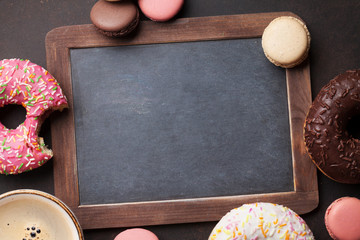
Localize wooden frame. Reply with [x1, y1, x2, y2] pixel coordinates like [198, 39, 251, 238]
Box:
[45, 12, 318, 230]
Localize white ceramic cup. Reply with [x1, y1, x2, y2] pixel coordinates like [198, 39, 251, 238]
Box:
[0, 189, 83, 240]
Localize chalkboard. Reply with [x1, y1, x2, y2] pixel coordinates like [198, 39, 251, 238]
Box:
[46, 12, 318, 229]
[71, 39, 293, 205]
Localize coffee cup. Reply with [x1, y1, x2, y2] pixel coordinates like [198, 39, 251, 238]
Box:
[0, 189, 83, 240]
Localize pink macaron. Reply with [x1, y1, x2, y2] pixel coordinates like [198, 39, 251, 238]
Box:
[114, 228, 159, 240]
[325, 197, 360, 240]
[138, 0, 184, 22]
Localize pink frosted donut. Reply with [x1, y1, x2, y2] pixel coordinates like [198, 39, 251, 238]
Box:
[0, 58, 68, 174]
[138, 0, 184, 22]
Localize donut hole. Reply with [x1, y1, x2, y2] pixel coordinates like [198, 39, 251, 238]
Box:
[0, 104, 27, 129]
[346, 114, 360, 140]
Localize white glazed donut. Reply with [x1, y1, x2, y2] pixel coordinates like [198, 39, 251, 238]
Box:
[209, 202, 314, 240]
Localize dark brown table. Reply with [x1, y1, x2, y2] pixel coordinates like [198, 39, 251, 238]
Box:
[1, 1, 360, 239]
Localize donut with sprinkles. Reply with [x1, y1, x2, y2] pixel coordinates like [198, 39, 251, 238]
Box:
[0, 58, 68, 174]
[208, 202, 314, 240]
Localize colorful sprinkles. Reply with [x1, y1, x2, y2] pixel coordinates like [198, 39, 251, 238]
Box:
[0, 58, 68, 174]
[209, 202, 314, 240]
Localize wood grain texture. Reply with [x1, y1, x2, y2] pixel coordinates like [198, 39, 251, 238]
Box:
[286, 60, 318, 193]
[46, 12, 318, 229]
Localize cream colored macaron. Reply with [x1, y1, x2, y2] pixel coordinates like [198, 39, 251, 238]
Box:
[262, 16, 310, 68]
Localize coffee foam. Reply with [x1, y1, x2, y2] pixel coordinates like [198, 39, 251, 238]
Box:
[0, 194, 80, 240]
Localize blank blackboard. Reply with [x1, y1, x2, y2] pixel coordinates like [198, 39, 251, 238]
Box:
[71, 39, 293, 205]
[46, 12, 318, 229]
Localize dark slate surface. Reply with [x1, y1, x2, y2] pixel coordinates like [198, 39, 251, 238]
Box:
[1, 1, 360, 239]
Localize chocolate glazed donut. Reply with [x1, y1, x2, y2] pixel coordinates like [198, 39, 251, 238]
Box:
[304, 70, 360, 184]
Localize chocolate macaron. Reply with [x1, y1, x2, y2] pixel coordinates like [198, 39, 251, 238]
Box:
[90, 0, 139, 37]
